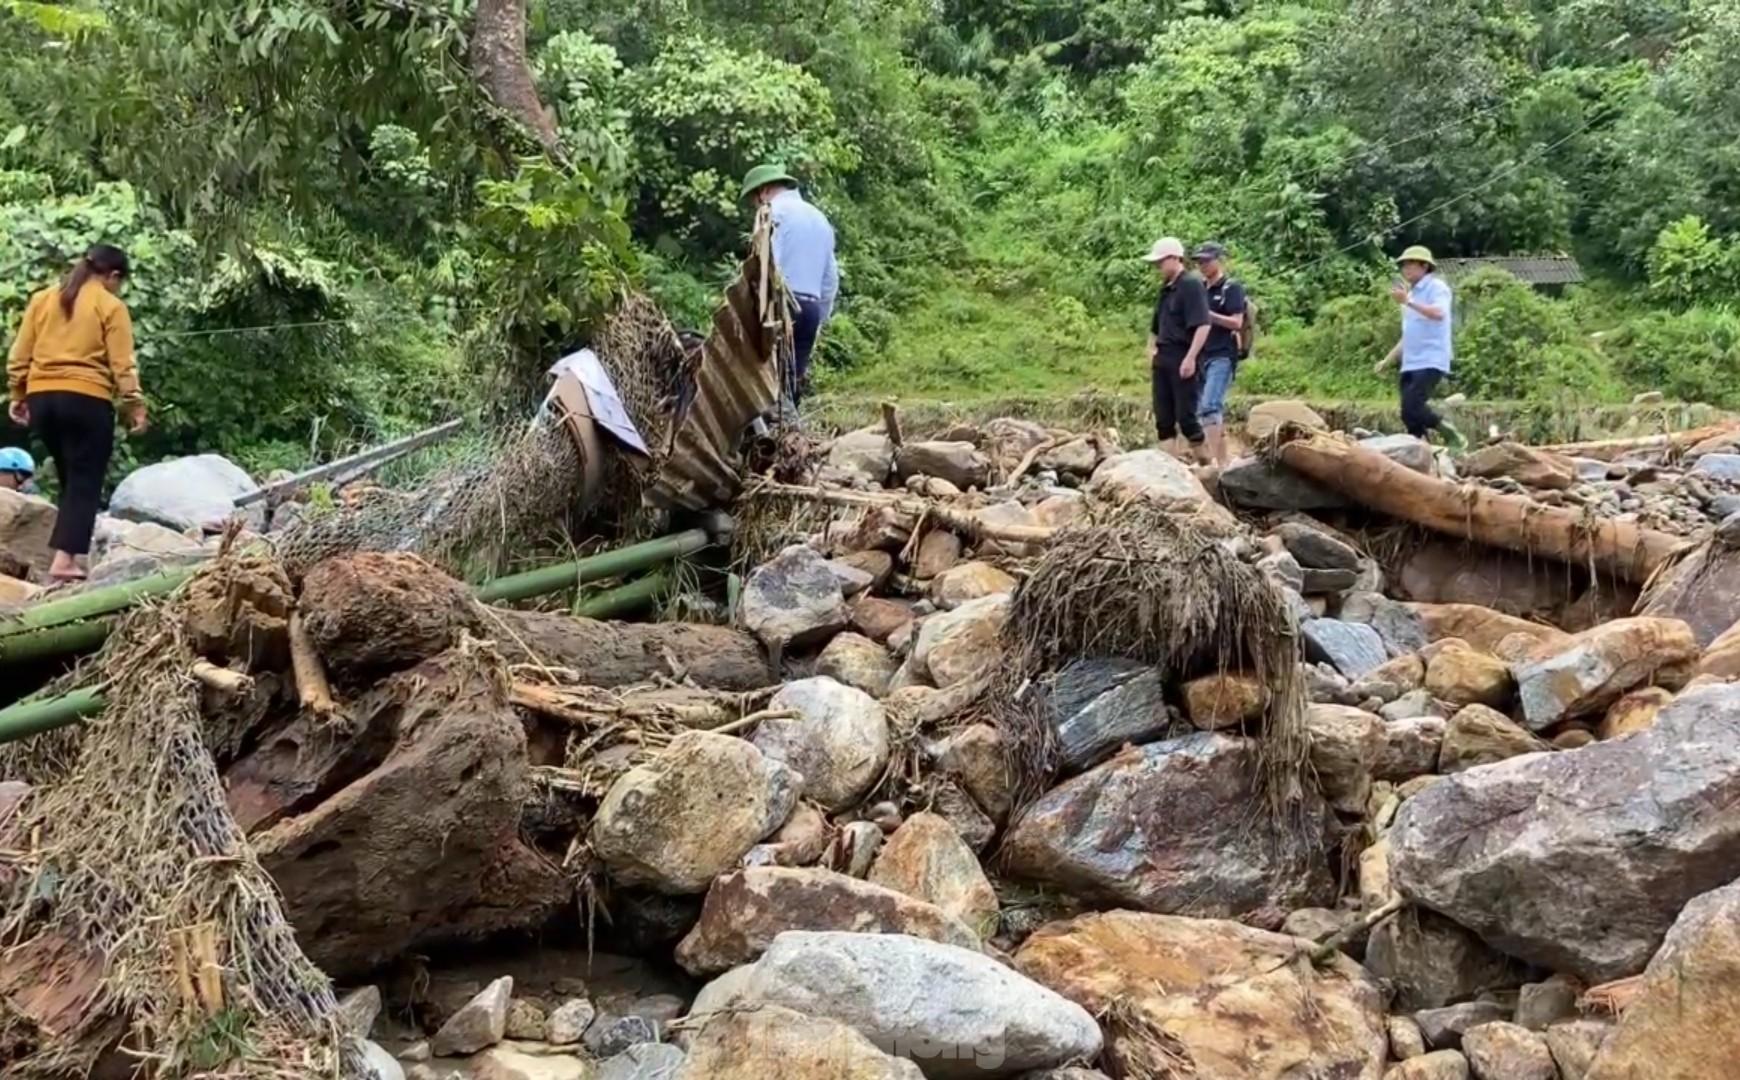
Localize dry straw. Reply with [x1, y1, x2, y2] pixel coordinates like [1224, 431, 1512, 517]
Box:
[0, 554, 358, 1077]
[983, 501, 1312, 822]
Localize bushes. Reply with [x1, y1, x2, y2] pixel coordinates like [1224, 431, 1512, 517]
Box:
[1605, 308, 1740, 407]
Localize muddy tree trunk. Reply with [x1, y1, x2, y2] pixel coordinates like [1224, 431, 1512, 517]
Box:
[1275, 431, 1687, 585]
[470, 0, 561, 155]
[490, 609, 775, 690]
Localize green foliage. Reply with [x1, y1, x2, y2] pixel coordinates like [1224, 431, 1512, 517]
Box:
[1605, 307, 1740, 406]
[1648, 215, 1737, 310]
[623, 35, 859, 254]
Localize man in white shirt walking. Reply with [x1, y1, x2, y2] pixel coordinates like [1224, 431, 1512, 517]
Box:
[742, 164, 839, 406]
[1374, 244, 1465, 450]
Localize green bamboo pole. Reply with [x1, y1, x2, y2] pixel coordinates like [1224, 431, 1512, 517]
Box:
[0, 565, 197, 639]
[573, 571, 670, 620]
[474, 529, 709, 604]
[0, 620, 113, 667]
[0, 687, 106, 743]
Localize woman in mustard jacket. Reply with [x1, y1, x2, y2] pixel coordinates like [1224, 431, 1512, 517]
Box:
[6, 244, 149, 581]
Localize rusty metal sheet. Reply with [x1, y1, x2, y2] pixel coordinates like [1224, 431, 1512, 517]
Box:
[646, 219, 788, 511]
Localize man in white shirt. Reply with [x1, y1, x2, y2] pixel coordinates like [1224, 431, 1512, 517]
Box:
[742, 164, 839, 405]
[1374, 244, 1465, 450]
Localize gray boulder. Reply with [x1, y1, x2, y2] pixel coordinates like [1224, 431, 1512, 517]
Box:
[896, 441, 991, 490]
[724, 931, 1101, 1078]
[1390, 683, 1740, 981]
[1365, 908, 1531, 1011]
[740, 545, 848, 653]
[1361, 433, 1436, 474]
[1003, 733, 1334, 917]
[598, 1044, 686, 1080]
[1302, 618, 1387, 677]
[109, 453, 257, 531]
[1219, 456, 1350, 512]
[1340, 590, 1429, 657]
[1047, 663, 1173, 773]
[1275, 521, 1360, 570]
[756, 677, 890, 810]
[1416, 1002, 1510, 1050]
[828, 427, 896, 485]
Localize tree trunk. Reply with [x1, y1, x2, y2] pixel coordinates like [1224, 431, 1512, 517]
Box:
[1537, 422, 1739, 462]
[1275, 431, 1686, 585]
[469, 0, 561, 156]
[490, 609, 774, 690]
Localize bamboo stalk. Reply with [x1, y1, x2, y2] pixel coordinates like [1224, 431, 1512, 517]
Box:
[574, 572, 670, 619]
[476, 531, 707, 604]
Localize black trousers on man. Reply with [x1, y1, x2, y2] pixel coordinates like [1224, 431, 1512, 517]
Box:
[787, 295, 826, 405]
[1152, 355, 1204, 444]
[1399, 369, 1445, 438]
[27, 390, 114, 556]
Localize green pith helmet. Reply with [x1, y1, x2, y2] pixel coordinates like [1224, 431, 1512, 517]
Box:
[1396, 244, 1436, 268]
[741, 163, 798, 200]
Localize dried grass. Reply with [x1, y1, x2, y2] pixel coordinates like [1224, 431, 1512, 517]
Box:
[0, 553, 358, 1078]
[981, 501, 1311, 822]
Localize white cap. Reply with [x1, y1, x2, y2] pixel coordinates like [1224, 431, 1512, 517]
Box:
[1142, 237, 1186, 263]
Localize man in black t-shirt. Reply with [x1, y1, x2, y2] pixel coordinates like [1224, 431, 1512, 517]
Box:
[1192, 241, 1248, 467]
[1142, 236, 1211, 458]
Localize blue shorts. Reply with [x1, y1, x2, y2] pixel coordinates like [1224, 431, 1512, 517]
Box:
[1197, 354, 1238, 425]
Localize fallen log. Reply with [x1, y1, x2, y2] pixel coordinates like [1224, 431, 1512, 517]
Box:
[488, 608, 773, 690]
[1536, 422, 1739, 462]
[1275, 430, 1687, 585]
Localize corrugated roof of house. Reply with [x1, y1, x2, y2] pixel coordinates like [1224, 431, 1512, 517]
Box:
[1437, 255, 1585, 286]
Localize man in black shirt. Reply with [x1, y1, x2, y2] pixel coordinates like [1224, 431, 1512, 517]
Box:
[1193, 241, 1248, 467]
[1143, 236, 1212, 457]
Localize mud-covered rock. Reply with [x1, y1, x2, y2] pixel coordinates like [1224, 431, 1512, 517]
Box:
[869, 813, 999, 937]
[914, 593, 1009, 688]
[1003, 734, 1334, 917]
[725, 931, 1102, 1078]
[829, 427, 896, 485]
[1585, 877, 1740, 1080]
[183, 555, 294, 670]
[1462, 1022, 1556, 1080]
[675, 1004, 923, 1079]
[1089, 449, 1214, 513]
[817, 632, 898, 698]
[1246, 400, 1327, 440]
[931, 561, 1017, 609]
[592, 731, 800, 894]
[1181, 672, 1268, 730]
[1410, 603, 1570, 656]
[1016, 910, 1386, 1080]
[1438, 704, 1548, 773]
[1513, 616, 1697, 730]
[933, 724, 1010, 823]
[491, 610, 773, 690]
[756, 677, 890, 810]
[1460, 443, 1575, 490]
[1599, 685, 1671, 739]
[1391, 683, 1740, 981]
[741, 544, 848, 652]
[673, 867, 978, 975]
[1423, 640, 1514, 709]
[253, 655, 566, 978]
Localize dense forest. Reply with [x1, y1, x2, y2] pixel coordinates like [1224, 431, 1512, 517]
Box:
[2, 0, 1739, 474]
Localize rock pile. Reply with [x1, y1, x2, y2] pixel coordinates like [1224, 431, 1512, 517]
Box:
[12, 406, 1740, 1080]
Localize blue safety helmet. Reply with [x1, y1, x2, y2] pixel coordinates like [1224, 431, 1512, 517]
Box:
[0, 446, 34, 477]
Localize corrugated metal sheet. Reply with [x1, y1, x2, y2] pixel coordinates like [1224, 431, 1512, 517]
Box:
[1439, 255, 1584, 286]
[646, 218, 788, 510]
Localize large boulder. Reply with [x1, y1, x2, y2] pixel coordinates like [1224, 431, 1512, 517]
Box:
[673, 867, 977, 975]
[1638, 541, 1740, 648]
[1245, 400, 1327, 440]
[1016, 911, 1387, 1080]
[931, 562, 1017, 609]
[0, 487, 56, 579]
[1461, 1022, 1556, 1080]
[591, 731, 800, 894]
[1360, 433, 1435, 474]
[896, 441, 991, 490]
[828, 427, 896, 486]
[1048, 663, 1172, 772]
[1585, 878, 1740, 1080]
[756, 677, 891, 810]
[1459, 443, 1575, 490]
[299, 552, 477, 679]
[109, 453, 256, 531]
[1089, 449, 1214, 514]
[1364, 908, 1530, 1012]
[1275, 521, 1361, 570]
[741, 545, 848, 653]
[1438, 704, 1547, 773]
[676, 1004, 924, 1079]
[913, 593, 1009, 688]
[1410, 603, 1569, 657]
[1302, 618, 1387, 678]
[1219, 456, 1349, 512]
[252, 654, 568, 979]
[1390, 683, 1740, 981]
[1003, 734, 1334, 917]
[1396, 542, 1579, 620]
[868, 813, 999, 937]
[1423, 640, 1513, 710]
[720, 931, 1101, 1078]
[1512, 617, 1697, 730]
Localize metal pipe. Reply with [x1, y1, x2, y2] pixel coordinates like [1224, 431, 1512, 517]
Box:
[234, 419, 465, 506]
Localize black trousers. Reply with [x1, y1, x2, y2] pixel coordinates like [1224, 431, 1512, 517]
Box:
[1152, 354, 1204, 444]
[1399, 369, 1445, 438]
[27, 391, 114, 556]
[788, 296, 826, 405]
